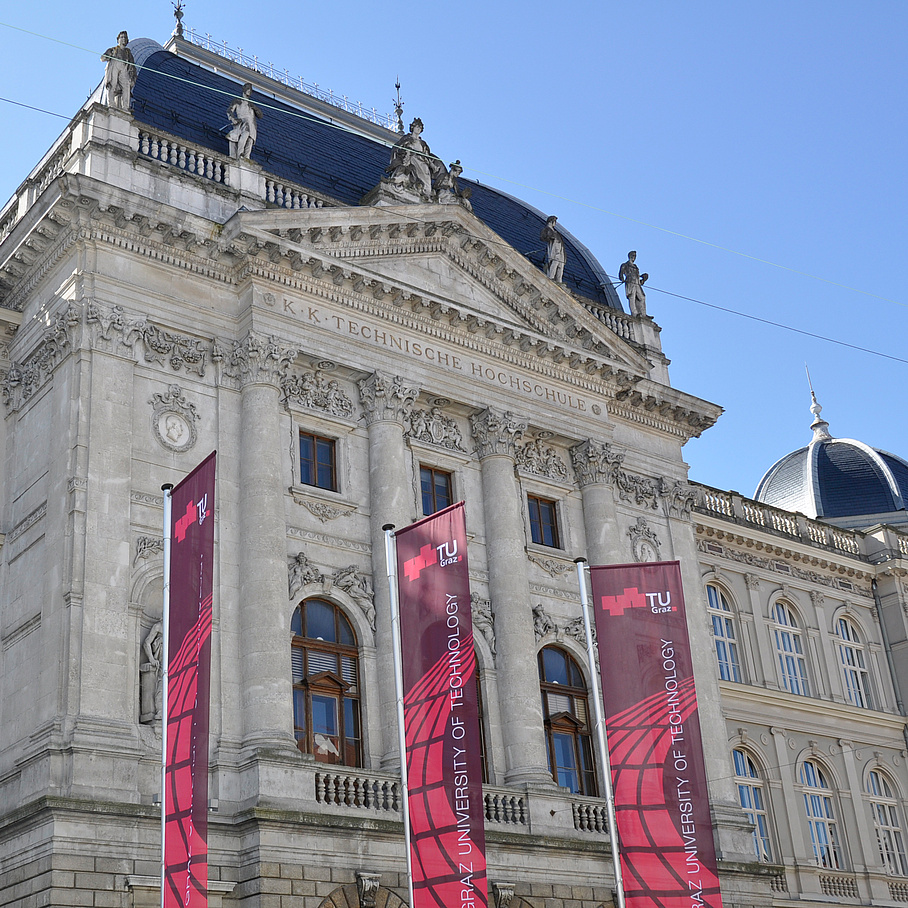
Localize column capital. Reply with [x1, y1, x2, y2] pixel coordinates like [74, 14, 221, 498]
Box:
[223, 331, 298, 388]
[357, 371, 419, 425]
[569, 438, 624, 487]
[470, 408, 526, 459]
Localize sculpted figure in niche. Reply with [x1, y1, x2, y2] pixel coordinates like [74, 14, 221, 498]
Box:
[101, 31, 136, 111]
[139, 620, 164, 724]
[619, 251, 649, 318]
[226, 83, 262, 159]
[540, 215, 566, 282]
[385, 118, 444, 199]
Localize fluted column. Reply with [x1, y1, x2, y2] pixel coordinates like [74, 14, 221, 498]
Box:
[359, 372, 420, 768]
[570, 439, 624, 565]
[231, 333, 299, 750]
[470, 408, 551, 785]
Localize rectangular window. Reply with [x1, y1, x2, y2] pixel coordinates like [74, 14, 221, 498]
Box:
[420, 465, 453, 515]
[300, 432, 336, 490]
[528, 494, 560, 547]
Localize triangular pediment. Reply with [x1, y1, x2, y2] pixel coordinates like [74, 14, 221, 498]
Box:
[225, 204, 652, 375]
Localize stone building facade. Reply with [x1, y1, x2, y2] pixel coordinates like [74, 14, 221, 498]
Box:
[1, 25, 907, 908]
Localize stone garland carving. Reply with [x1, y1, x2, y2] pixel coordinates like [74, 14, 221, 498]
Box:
[615, 470, 661, 510]
[470, 593, 496, 656]
[407, 406, 464, 451]
[358, 372, 419, 425]
[134, 535, 164, 565]
[528, 555, 574, 578]
[695, 538, 873, 598]
[661, 479, 699, 518]
[570, 439, 624, 487]
[298, 500, 353, 523]
[150, 384, 198, 453]
[2, 304, 81, 412]
[470, 408, 526, 459]
[282, 369, 353, 418]
[288, 553, 375, 632]
[628, 516, 661, 563]
[516, 435, 568, 481]
[222, 332, 298, 388]
[139, 619, 163, 724]
[128, 321, 208, 376]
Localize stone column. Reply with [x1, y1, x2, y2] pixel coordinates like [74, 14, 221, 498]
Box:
[570, 439, 624, 565]
[470, 408, 551, 785]
[358, 372, 419, 768]
[230, 333, 299, 751]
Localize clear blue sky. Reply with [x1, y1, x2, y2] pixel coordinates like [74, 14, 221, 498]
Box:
[1, 1, 905, 497]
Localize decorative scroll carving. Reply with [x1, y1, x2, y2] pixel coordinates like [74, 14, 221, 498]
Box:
[492, 882, 516, 908]
[663, 479, 699, 518]
[139, 620, 163, 724]
[134, 535, 164, 565]
[744, 573, 761, 590]
[471, 593, 496, 656]
[470, 408, 526, 459]
[223, 332, 298, 387]
[407, 406, 464, 451]
[358, 372, 419, 425]
[355, 872, 381, 908]
[615, 470, 660, 510]
[628, 516, 660, 562]
[282, 370, 354, 418]
[516, 435, 568, 481]
[150, 384, 198, 453]
[2, 305, 80, 412]
[570, 439, 624, 487]
[330, 566, 375, 632]
[128, 321, 208, 376]
[298, 500, 353, 523]
[87, 302, 130, 351]
[528, 555, 574, 578]
[810, 590, 826, 608]
[532, 604, 557, 641]
[289, 552, 324, 600]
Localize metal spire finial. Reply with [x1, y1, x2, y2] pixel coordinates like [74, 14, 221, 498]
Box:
[805, 365, 832, 442]
[393, 79, 405, 134]
[172, 0, 185, 38]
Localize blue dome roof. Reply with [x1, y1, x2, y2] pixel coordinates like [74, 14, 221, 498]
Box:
[754, 396, 908, 527]
[128, 39, 623, 311]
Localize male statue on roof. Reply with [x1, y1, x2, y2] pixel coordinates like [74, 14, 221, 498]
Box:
[385, 118, 445, 201]
[101, 31, 136, 111]
[226, 83, 262, 159]
[619, 250, 649, 318]
[541, 215, 566, 283]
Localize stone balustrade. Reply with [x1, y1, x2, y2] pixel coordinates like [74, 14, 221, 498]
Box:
[265, 179, 326, 210]
[571, 797, 609, 833]
[138, 130, 229, 185]
[582, 303, 636, 342]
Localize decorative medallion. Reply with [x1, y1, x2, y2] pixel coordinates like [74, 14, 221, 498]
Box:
[628, 516, 660, 562]
[150, 384, 198, 453]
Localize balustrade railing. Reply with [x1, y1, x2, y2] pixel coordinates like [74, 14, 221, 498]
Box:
[583, 304, 635, 342]
[266, 179, 325, 210]
[483, 789, 526, 825]
[891, 881, 908, 902]
[571, 799, 608, 833]
[700, 488, 735, 518]
[818, 873, 857, 898]
[315, 770, 400, 812]
[138, 130, 228, 185]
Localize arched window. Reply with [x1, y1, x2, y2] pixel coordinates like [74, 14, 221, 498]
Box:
[707, 585, 742, 682]
[538, 645, 597, 795]
[836, 617, 873, 709]
[291, 599, 361, 766]
[733, 749, 772, 861]
[772, 602, 810, 696]
[800, 760, 843, 869]
[475, 667, 489, 784]
[868, 769, 908, 875]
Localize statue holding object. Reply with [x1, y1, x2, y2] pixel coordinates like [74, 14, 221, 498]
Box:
[101, 31, 136, 111]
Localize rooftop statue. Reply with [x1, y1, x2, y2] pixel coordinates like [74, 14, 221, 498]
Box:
[226, 83, 262, 159]
[619, 250, 649, 318]
[540, 215, 566, 283]
[383, 118, 445, 201]
[101, 30, 136, 111]
[433, 159, 471, 209]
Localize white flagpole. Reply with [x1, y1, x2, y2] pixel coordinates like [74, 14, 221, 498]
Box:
[383, 524, 415, 908]
[160, 483, 174, 908]
[575, 558, 626, 908]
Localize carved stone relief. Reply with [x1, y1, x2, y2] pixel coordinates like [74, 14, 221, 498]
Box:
[134, 535, 164, 565]
[470, 408, 526, 459]
[628, 516, 661, 563]
[570, 439, 624, 487]
[150, 384, 198, 453]
[528, 555, 574, 578]
[289, 552, 323, 599]
[129, 321, 208, 376]
[222, 332, 298, 388]
[288, 553, 375, 632]
[516, 434, 568, 481]
[358, 372, 419, 425]
[407, 406, 464, 451]
[470, 593, 496, 656]
[282, 369, 354, 418]
[139, 619, 163, 724]
[355, 873, 381, 908]
[532, 604, 557, 641]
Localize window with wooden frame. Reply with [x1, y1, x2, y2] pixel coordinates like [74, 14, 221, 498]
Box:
[299, 431, 337, 491]
[291, 598, 361, 766]
[420, 465, 453, 515]
[528, 494, 561, 548]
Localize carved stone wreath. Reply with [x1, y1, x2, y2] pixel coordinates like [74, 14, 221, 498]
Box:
[628, 516, 660, 562]
[150, 384, 198, 453]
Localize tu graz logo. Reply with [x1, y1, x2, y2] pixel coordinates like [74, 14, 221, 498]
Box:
[403, 540, 460, 582]
[174, 493, 210, 544]
[600, 587, 675, 616]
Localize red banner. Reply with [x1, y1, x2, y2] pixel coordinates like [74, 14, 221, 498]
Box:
[589, 562, 722, 908]
[395, 502, 488, 908]
[165, 451, 216, 908]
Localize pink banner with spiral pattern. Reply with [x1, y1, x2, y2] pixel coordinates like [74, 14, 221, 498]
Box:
[165, 451, 216, 908]
[590, 561, 723, 908]
[395, 502, 488, 908]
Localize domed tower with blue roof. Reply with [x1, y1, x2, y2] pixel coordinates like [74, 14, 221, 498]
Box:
[755, 391, 908, 529]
